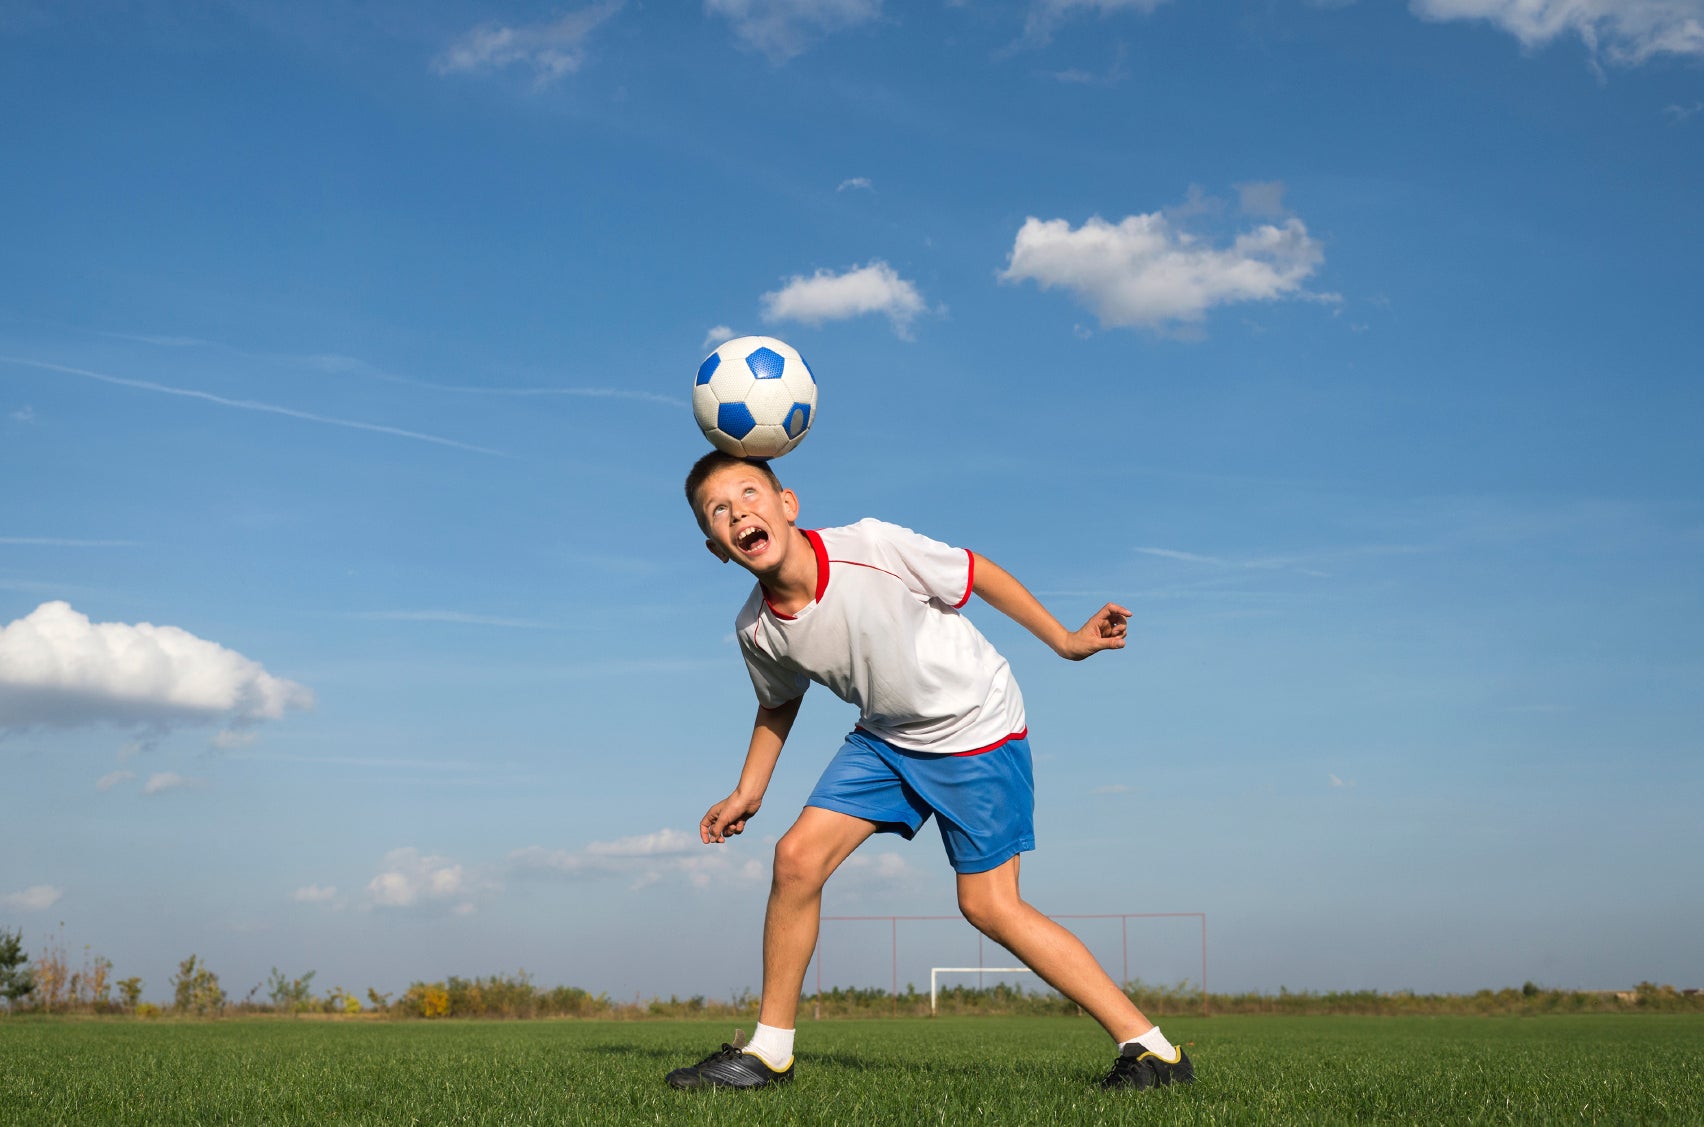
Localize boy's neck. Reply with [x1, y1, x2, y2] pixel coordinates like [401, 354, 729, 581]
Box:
[760, 528, 818, 617]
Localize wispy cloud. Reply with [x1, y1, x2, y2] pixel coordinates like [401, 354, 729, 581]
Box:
[1019, 0, 1171, 50]
[761, 260, 932, 338]
[1328, 773, 1356, 789]
[836, 176, 874, 192]
[1048, 40, 1129, 84]
[2, 885, 63, 911]
[509, 827, 916, 893]
[1665, 101, 1703, 122]
[95, 769, 137, 791]
[0, 356, 506, 455]
[0, 537, 140, 548]
[142, 772, 205, 795]
[292, 884, 339, 904]
[707, 0, 883, 62]
[1134, 546, 1329, 577]
[434, 1, 625, 87]
[512, 827, 766, 889]
[307, 353, 686, 409]
[1410, 0, 1704, 66]
[351, 610, 552, 629]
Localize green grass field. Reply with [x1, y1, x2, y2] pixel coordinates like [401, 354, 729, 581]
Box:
[3, 1014, 1701, 1125]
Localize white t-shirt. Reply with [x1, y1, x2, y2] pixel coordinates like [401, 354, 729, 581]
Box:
[735, 518, 1027, 755]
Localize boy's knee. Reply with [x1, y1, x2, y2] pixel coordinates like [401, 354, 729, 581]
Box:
[957, 886, 1016, 936]
[771, 833, 828, 891]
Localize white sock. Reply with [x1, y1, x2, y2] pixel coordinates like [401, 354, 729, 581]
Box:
[1121, 1026, 1177, 1059]
[743, 1022, 795, 1069]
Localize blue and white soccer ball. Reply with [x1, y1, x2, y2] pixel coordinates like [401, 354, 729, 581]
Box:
[693, 335, 817, 459]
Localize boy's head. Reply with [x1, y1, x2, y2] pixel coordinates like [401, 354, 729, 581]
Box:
[684, 451, 784, 532]
[685, 450, 799, 570]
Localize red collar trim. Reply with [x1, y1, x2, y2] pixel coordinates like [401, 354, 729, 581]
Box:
[761, 529, 829, 620]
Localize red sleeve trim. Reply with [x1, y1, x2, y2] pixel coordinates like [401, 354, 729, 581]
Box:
[954, 548, 975, 608]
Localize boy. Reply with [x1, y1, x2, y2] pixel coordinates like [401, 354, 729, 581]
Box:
[666, 451, 1193, 1093]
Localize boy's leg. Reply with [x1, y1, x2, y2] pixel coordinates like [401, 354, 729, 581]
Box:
[956, 856, 1193, 1090]
[667, 806, 876, 1090]
[955, 855, 1151, 1042]
[757, 805, 878, 1029]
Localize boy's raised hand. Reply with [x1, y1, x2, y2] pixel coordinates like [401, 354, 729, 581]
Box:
[1060, 602, 1132, 660]
[702, 790, 762, 844]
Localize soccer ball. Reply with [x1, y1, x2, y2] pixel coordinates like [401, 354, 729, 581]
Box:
[693, 335, 817, 459]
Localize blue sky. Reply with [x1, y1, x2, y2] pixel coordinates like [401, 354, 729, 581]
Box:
[3, 0, 1701, 1007]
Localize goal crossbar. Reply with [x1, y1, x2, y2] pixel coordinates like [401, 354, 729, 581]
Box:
[930, 967, 1032, 1015]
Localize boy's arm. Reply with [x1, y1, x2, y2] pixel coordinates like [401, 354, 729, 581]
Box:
[970, 552, 1131, 661]
[701, 695, 803, 844]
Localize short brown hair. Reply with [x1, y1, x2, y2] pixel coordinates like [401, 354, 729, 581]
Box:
[684, 451, 784, 529]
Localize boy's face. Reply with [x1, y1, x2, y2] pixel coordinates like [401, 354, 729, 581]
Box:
[695, 464, 800, 576]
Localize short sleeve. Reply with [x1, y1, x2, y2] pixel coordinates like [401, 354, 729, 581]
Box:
[856, 519, 975, 609]
[736, 610, 811, 709]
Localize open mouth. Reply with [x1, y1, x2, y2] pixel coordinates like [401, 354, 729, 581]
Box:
[735, 525, 770, 554]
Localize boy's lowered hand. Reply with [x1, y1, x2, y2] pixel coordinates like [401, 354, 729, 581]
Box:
[702, 789, 763, 844]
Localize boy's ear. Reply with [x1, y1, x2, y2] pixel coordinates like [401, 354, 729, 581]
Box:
[705, 538, 730, 563]
[782, 488, 799, 523]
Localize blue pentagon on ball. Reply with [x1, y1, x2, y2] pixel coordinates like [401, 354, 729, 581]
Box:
[717, 401, 758, 440]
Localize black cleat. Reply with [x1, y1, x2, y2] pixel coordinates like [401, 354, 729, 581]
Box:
[1101, 1044, 1195, 1091]
[666, 1040, 794, 1090]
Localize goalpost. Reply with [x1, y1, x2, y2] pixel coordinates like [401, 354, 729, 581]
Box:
[815, 912, 1209, 1018]
[930, 966, 1032, 1015]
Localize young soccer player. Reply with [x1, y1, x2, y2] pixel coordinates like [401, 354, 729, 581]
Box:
[666, 451, 1194, 1093]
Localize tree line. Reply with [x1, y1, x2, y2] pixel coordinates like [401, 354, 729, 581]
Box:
[4, 926, 1700, 1019]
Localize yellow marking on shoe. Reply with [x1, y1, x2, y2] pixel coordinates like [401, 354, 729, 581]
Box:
[745, 1050, 793, 1072]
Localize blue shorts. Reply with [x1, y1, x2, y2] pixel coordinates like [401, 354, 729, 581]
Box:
[805, 729, 1036, 874]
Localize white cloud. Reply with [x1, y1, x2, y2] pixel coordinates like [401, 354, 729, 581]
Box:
[707, 0, 882, 61]
[1665, 100, 1704, 121]
[141, 771, 204, 795]
[1329, 773, 1357, 789]
[702, 325, 738, 351]
[1000, 210, 1329, 333]
[761, 260, 930, 337]
[367, 847, 474, 910]
[836, 177, 873, 192]
[8, 406, 34, 424]
[0, 601, 314, 734]
[292, 884, 338, 904]
[95, 769, 136, 791]
[434, 1, 625, 86]
[2, 885, 63, 911]
[1410, 0, 1704, 65]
